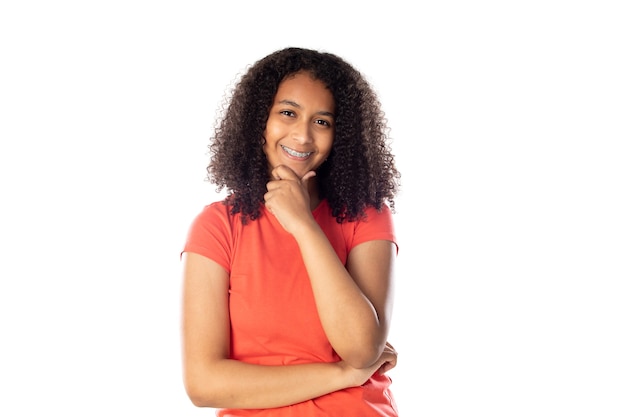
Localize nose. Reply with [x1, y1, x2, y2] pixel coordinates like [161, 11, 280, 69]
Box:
[290, 119, 313, 144]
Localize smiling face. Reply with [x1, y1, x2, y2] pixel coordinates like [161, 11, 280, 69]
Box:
[262, 71, 335, 179]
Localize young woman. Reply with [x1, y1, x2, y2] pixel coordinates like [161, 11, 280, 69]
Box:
[181, 47, 401, 416]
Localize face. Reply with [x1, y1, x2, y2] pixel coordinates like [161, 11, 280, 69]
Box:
[263, 71, 335, 179]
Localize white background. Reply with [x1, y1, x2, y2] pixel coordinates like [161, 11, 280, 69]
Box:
[1, 1, 625, 416]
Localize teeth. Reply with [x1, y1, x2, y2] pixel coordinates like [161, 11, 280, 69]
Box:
[281, 145, 312, 158]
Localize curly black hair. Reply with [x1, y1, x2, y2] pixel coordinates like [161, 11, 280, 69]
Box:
[207, 47, 400, 224]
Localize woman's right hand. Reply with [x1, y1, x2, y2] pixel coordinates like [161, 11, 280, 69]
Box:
[340, 342, 398, 387]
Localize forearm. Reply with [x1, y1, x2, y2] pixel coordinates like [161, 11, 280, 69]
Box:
[293, 223, 387, 367]
[185, 359, 351, 409]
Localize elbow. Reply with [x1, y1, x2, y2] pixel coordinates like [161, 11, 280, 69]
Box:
[332, 329, 389, 368]
[186, 386, 211, 408]
[187, 392, 210, 408]
[183, 358, 234, 408]
[340, 344, 384, 369]
[184, 377, 221, 408]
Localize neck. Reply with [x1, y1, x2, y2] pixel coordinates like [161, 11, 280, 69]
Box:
[307, 177, 321, 210]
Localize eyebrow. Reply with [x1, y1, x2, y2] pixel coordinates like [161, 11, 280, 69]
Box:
[278, 99, 335, 118]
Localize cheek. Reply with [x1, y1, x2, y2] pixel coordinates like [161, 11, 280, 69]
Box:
[263, 119, 282, 140]
[320, 134, 334, 155]
[261, 125, 274, 154]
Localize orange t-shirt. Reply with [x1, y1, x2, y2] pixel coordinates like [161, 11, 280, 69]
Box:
[183, 199, 399, 416]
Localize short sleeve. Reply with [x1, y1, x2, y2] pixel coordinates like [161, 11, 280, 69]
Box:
[182, 201, 233, 273]
[352, 204, 398, 254]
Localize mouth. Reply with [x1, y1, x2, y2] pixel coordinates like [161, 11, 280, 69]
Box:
[281, 145, 313, 159]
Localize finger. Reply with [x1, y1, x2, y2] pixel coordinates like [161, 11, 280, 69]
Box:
[378, 362, 390, 375]
[378, 360, 396, 375]
[385, 341, 397, 353]
[300, 170, 316, 185]
[266, 179, 281, 191]
[272, 165, 299, 181]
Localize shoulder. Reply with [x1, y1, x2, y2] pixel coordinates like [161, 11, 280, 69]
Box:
[183, 200, 239, 272]
[362, 203, 394, 226]
[186, 200, 239, 243]
[193, 200, 232, 223]
[350, 203, 397, 251]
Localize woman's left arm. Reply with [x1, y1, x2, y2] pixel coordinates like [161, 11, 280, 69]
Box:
[264, 165, 396, 369]
[295, 226, 396, 369]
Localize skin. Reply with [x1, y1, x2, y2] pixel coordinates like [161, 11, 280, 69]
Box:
[262, 71, 336, 209]
[181, 71, 398, 409]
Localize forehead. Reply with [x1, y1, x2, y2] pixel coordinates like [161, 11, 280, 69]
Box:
[275, 72, 335, 110]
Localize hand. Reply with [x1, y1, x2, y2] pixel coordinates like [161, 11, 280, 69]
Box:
[264, 165, 317, 234]
[340, 342, 398, 387]
[377, 342, 398, 375]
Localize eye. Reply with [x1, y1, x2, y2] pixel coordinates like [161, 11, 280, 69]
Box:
[280, 110, 295, 117]
[315, 119, 332, 127]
